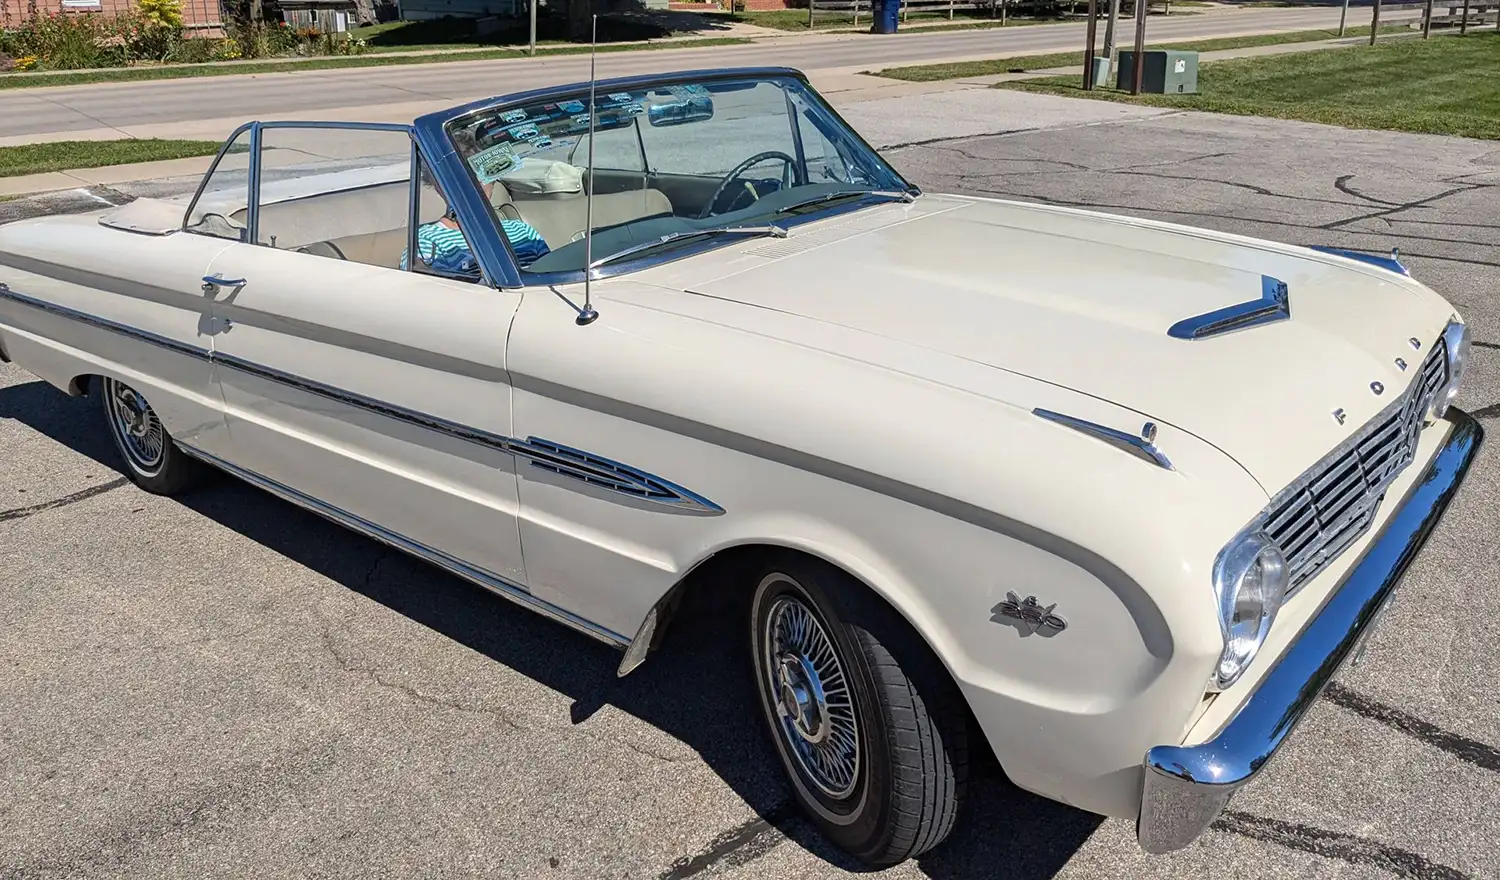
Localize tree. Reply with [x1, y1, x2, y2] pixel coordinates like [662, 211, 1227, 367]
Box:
[566, 0, 593, 43]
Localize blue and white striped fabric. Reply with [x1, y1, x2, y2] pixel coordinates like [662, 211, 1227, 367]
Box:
[401, 218, 550, 274]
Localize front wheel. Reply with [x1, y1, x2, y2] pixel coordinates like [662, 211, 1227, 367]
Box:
[749, 555, 968, 866]
[101, 377, 205, 495]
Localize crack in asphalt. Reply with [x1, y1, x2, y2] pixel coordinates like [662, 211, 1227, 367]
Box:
[1319, 185, 1482, 232]
[909, 131, 1496, 271]
[920, 142, 1365, 210]
[1213, 811, 1472, 880]
[1330, 228, 1500, 249]
[881, 127, 1040, 151]
[1109, 150, 1240, 173]
[656, 802, 797, 880]
[1385, 251, 1500, 271]
[318, 622, 524, 731]
[1383, 218, 1500, 231]
[1324, 683, 1500, 774]
[621, 738, 684, 765]
[919, 141, 1093, 171]
[1112, 168, 1354, 204]
[657, 798, 1476, 880]
[0, 477, 129, 523]
[1334, 174, 1403, 207]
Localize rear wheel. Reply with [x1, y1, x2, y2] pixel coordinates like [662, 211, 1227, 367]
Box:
[748, 554, 968, 866]
[101, 377, 205, 495]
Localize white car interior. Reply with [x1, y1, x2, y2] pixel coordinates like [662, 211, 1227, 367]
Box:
[173, 75, 908, 286]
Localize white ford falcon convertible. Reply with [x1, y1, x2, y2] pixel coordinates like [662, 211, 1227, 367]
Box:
[0, 67, 1481, 864]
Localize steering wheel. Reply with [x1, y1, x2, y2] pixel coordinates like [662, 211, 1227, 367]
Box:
[698, 150, 805, 219]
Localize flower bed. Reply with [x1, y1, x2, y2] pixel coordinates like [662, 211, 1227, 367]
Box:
[0, 0, 368, 72]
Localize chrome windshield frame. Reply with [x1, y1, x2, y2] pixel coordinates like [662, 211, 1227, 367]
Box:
[411, 67, 918, 290]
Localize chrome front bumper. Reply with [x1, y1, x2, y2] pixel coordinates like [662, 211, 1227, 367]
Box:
[1136, 410, 1483, 854]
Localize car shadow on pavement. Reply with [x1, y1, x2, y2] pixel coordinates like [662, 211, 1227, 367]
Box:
[0, 378, 1101, 878]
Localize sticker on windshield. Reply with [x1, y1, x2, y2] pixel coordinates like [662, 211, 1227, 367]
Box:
[559, 99, 586, 114]
[507, 122, 541, 141]
[499, 109, 528, 124]
[469, 142, 518, 183]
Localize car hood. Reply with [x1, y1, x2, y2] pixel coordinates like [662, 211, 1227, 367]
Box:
[643, 194, 1454, 494]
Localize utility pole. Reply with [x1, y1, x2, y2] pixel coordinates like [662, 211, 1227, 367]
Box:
[1422, 0, 1434, 36]
[1370, 0, 1381, 45]
[1103, 0, 1120, 67]
[1338, 0, 1349, 36]
[529, 0, 537, 55]
[1460, 0, 1469, 34]
[1130, 0, 1146, 95]
[1083, 0, 1099, 90]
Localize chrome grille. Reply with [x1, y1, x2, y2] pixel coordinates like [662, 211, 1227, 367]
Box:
[1263, 341, 1448, 590]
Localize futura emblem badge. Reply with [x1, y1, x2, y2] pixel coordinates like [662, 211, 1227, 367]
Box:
[992, 592, 1068, 636]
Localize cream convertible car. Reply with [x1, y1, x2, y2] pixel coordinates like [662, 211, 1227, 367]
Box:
[0, 68, 1481, 864]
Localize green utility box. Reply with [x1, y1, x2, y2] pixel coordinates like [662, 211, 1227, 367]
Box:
[1116, 50, 1199, 94]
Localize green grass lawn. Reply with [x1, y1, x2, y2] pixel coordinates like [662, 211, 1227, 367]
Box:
[0, 139, 224, 178]
[1000, 31, 1500, 139]
[870, 24, 1407, 79]
[0, 35, 752, 91]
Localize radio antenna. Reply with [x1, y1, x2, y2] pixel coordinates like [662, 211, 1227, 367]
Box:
[576, 13, 600, 326]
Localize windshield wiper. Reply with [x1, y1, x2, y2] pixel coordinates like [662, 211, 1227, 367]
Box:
[779, 189, 916, 214]
[588, 224, 787, 271]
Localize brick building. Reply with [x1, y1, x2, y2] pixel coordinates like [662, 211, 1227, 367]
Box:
[0, 0, 223, 31]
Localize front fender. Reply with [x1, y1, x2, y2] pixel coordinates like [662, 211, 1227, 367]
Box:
[511, 282, 1268, 817]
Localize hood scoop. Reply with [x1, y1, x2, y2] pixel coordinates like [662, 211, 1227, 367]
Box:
[1167, 275, 1290, 340]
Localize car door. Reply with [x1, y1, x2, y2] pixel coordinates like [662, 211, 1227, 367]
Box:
[0, 222, 236, 458]
[0, 130, 257, 460]
[198, 123, 530, 592]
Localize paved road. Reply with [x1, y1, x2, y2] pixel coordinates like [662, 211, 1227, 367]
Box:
[0, 5, 1415, 141]
[4, 92, 1499, 879]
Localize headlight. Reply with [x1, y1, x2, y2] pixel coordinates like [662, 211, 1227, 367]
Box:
[1431, 319, 1470, 420]
[1210, 531, 1288, 690]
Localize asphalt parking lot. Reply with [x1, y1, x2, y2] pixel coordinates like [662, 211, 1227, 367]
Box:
[3, 95, 1500, 880]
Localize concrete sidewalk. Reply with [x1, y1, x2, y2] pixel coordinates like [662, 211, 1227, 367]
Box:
[0, 28, 1418, 201]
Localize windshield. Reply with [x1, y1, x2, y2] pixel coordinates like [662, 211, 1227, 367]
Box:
[443, 74, 910, 280]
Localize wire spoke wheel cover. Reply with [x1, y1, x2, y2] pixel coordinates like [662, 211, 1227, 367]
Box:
[763, 591, 861, 800]
[103, 378, 166, 476]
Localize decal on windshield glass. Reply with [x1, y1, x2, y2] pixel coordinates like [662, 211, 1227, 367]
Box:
[469, 142, 517, 183]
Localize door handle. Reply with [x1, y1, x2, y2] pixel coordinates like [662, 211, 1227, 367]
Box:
[201, 275, 246, 293]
